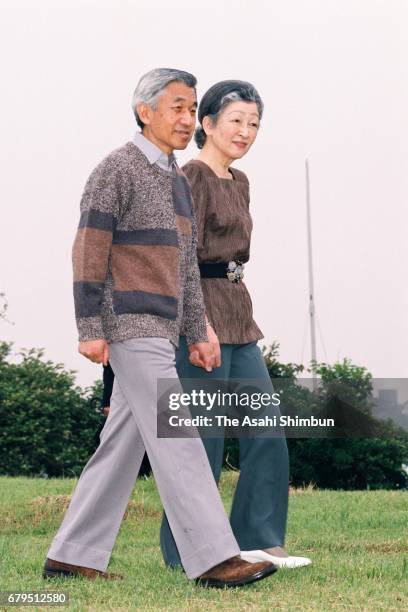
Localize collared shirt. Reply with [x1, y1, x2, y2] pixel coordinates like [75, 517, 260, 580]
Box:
[133, 132, 176, 172]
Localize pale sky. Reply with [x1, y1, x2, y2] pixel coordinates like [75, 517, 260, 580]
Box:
[1, 0, 407, 387]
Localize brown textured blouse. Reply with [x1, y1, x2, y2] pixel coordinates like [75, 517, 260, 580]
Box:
[182, 159, 263, 344]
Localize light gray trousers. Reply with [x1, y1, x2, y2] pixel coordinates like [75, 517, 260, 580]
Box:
[47, 338, 240, 579]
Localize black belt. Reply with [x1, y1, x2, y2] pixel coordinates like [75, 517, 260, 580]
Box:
[199, 261, 245, 283]
[199, 263, 229, 278]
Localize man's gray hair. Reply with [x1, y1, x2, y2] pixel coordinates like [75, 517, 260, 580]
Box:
[131, 68, 197, 129]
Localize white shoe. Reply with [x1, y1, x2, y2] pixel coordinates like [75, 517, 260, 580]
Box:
[241, 549, 312, 569]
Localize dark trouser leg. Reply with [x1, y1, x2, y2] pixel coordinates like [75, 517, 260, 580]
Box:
[160, 337, 232, 568]
[229, 342, 289, 550]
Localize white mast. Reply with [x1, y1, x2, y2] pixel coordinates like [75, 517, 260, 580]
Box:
[305, 159, 317, 390]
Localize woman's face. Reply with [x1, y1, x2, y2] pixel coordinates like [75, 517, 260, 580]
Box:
[203, 100, 260, 160]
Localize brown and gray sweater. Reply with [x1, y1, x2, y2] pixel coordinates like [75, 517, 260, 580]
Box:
[72, 142, 207, 347]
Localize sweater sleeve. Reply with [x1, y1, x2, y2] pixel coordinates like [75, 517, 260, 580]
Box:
[72, 155, 129, 341]
[179, 164, 208, 345]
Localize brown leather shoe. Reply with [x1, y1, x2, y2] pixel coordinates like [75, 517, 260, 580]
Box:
[43, 558, 123, 580]
[196, 555, 277, 588]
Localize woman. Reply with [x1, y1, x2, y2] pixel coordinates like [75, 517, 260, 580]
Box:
[160, 80, 311, 569]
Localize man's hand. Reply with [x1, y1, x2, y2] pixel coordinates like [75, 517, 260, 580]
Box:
[79, 339, 109, 365]
[188, 341, 217, 372]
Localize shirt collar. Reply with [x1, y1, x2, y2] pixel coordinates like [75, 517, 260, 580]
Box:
[133, 132, 176, 171]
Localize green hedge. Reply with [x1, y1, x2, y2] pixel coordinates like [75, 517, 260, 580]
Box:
[0, 342, 104, 477]
[1, 339, 407, 488]
[224, 346, 408, 490]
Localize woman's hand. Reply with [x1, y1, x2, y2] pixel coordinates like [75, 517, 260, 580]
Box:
[188, 342, 215, 372]
[188, 320, 222, 371]
[206, 324, 221, 368]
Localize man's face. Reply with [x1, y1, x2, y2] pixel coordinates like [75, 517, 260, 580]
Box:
[139, 81, 197, 154]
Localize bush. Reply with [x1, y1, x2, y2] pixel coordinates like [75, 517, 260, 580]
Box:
[287, 359, 408, 489]
[287, 438, 408, 489]
[0, 342, 104, 477]
[224, 346, 408, 490]
[1, 338, 407, 489]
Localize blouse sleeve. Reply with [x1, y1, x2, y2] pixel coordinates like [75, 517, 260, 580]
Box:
[182, 163, 208, 263]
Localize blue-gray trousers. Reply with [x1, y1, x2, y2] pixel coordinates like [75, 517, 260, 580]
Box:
[160, 338, 289, 566]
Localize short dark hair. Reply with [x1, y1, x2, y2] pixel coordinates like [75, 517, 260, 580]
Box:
[195, 80, 264, 148]
[131, 68, 197, 129]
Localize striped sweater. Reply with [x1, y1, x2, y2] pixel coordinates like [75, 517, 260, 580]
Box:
[72, 141, 207, 346]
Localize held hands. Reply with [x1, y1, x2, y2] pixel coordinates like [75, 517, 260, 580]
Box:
[188, 325, 221, 372]
[78, 339, 109, 366]
[206, 323, 221, 368]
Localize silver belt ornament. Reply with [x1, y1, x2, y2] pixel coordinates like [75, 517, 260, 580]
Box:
[227, 260, 244, 283]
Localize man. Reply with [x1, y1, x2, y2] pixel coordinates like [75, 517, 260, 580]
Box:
[43, 68, 277, 588]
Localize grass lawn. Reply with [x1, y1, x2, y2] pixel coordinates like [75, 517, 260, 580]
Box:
[0, 473, 407, 611]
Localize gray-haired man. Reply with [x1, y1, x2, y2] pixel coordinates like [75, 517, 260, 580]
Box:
[43, 68, 276, 587]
